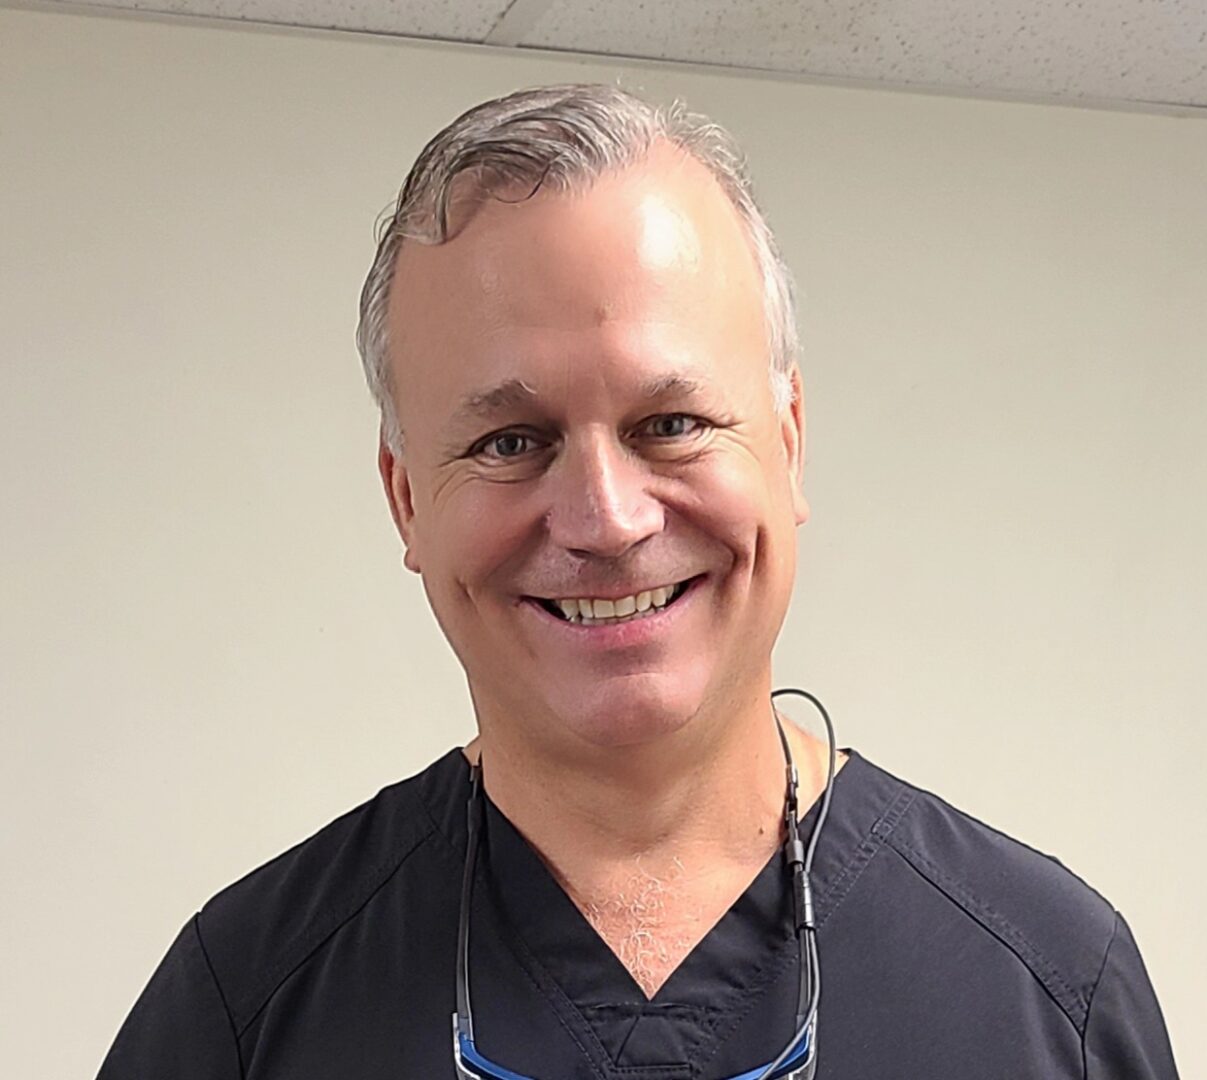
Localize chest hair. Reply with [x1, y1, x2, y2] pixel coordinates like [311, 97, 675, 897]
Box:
[564, 855, 739, 999]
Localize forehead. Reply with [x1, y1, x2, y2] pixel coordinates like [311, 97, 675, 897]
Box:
[385, 145, 767, 434]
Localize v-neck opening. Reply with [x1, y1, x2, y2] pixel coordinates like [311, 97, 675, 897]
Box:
[419, 747, 902, 1076]
[464, 751, 858, 1073]
[420, 752, 902, 1080]
[482, 790, 791, 1009]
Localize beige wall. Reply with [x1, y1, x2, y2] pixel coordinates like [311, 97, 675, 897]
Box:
[2, 4, 1203, 1075]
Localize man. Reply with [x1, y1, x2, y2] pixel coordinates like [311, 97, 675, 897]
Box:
[99, 83, 1179, 1079]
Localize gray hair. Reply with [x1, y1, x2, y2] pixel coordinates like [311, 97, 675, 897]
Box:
[355, 83, 800, 455]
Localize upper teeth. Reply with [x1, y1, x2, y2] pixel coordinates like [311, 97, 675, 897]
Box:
[555, 585, 678, 621]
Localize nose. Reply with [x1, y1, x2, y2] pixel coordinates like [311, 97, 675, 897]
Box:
[545, 432, 665, 558]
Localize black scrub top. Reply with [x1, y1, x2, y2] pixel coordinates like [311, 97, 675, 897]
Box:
[98, 748, 1180, 1079]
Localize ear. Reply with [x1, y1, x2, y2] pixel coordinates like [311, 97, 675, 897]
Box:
[377, 430, 423, 574]
[779, 365, 810, 527]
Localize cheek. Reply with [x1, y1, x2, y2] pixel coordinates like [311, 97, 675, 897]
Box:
[425, 483, 541, 598]
[689, 453, 779, 546]
[681, 453, 798, 599]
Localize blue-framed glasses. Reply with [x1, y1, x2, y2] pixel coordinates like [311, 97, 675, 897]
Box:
[452, 688, 836, 1080]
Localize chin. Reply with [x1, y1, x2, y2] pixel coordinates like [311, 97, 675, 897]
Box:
[543, 676, 706, 750]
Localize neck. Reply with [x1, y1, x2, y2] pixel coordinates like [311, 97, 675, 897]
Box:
[461, 688, 838, 998]
[462, 687, 836, 898]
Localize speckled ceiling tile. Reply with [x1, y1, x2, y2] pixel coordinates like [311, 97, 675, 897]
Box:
[73, 0, 512, 41]
[522, 0, 1207, 107]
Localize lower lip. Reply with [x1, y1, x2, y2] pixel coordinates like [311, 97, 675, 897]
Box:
[521, 578, 703, 649]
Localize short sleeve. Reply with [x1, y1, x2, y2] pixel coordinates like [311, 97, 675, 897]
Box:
[1083, 912, 1180, 1080]
[97, 916, 243, 1080]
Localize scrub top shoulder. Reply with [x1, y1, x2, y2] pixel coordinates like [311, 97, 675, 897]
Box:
[98, 747, 1180, 1080]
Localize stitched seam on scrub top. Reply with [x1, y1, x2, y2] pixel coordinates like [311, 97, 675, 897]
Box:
[230, 822, 438, 1035]
[193, 913, 247, 1080]
[1079, 910, 1121, 1078]
[499, 920, 615, 1080]
[696, 785, 916, 1074]
[885, 833, 1087, 1033]
[816, 786, 916, 929]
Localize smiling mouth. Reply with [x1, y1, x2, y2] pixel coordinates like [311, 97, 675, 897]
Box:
[533, 578, 697, 626]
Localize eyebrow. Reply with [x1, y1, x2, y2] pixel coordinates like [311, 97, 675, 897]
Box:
[451, 378, 540, 425]
[640, 373, 707, 400]
[450, 370, 712, 429]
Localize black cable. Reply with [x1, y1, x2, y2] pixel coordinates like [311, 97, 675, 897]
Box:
[455, 760, 484, 1040]
[754, 688, 837, 1080]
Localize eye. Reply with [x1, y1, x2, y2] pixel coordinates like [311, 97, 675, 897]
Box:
[470, 430, 545, 461]
[641, 413, 705, 439]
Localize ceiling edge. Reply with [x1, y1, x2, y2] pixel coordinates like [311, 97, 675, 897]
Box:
[5, 0, 1205, 121]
